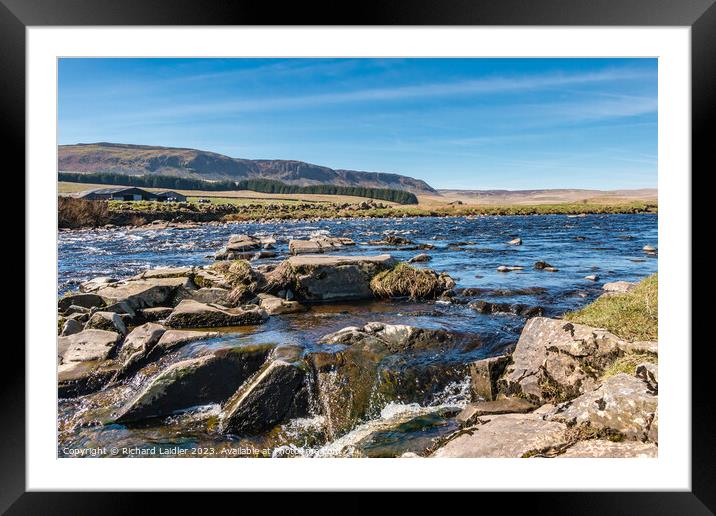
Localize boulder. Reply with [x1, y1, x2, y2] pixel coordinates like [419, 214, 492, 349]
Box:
[187, 287, 231, 305]
[642, 245, 657, 253]
[534, 260, 552, 270]
[431, 413, 569, 458]
[58, 329, 123, 364]
[85, 311, 128, 335]
[497, 265, 524, 272]
[584, 275, 600, 281]
[456, 397, 536, 426]
[254, 293, 307, 315]
[136, 306, 173, 323]
[467, 355, 511, 401]
[407, 253, 432, 263]
[603, 281, 636, 294]
[498, 318, 622, 404]
[219, 359, 309, 435]
[78, 276, 117, 293]
[115, 345, 274, 424]
[60, 318, 84, 337]
[131, 267, 194, 280]
[636, 362, 658, 394]
[95, 276, 195, 311]
[507, 237, 522, 245]
[164, 299, 268, 328]
[266, 254, 397, 302]
[58, 292, 104, 312]
[193, 269, 231, 289]
[115, 323, 166, 379]
[549, 372, 658, 441]
[558, 440, 657, 458]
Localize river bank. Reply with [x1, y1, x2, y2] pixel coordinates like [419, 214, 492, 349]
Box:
[58, 196, 658, 229]
[57, 214, 657, 457]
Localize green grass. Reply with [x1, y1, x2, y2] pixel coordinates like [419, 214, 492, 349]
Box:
[565, 274, 658, 341]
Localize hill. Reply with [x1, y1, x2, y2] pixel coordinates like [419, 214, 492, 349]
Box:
[58, 143, 436, 194]
[433, 188, 657, 206]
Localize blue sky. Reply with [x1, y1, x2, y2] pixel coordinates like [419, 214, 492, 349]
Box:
[58, 58, 657, 190]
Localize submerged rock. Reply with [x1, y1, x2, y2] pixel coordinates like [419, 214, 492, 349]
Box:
[431, 413, 569, 458]
[498, 318, 622, 404]
[115, 345, 273, 424]
[164, 299, 268, 328]
[219, 359, 309, 435]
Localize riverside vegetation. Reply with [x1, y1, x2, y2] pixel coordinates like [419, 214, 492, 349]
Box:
[57, 215, 658, 458]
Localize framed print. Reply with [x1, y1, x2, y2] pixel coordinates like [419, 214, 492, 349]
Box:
[4, 0, 713, 512]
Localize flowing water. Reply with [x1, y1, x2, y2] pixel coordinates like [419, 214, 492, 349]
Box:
[57, 214, 657, 457]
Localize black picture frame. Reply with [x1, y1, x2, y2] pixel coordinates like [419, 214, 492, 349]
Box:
[3, 0, 712, 512]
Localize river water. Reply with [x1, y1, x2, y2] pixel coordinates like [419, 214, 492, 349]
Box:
[58, 214, 657, 457]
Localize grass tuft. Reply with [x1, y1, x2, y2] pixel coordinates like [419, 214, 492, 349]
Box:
[565, 274, 657, 341]
[210, 260, 262, 305]
[602, 352, 657, 379]
[370, 263, 449, 299]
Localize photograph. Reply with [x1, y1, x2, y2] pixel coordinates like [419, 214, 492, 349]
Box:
[56, 57, 659, 459]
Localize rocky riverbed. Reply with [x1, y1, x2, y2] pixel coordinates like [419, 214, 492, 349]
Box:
[57, 214, 657, 457]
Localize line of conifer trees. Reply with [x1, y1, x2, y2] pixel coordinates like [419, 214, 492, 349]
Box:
[59, 172, 418, 204]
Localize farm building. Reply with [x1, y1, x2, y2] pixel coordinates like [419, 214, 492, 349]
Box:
[154, 190, 187, 202]
[76, 187, 158, 201]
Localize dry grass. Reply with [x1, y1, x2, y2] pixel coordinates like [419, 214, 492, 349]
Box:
[210, 260, 262, 305]
[370, 263, 446, 299]
[565, 274, 658, 341]
[602, 352, 658, 379]
[58, 196, 111, 228]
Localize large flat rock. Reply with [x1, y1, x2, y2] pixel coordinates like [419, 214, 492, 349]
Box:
[58, 329, 123, 364]
[431, 413, 570, 458]
[95, 277, 195, 310]
[164, 299, 268, 328]
[558, 440, 657, 458]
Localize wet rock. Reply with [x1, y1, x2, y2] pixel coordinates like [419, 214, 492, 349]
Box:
[469, 300, 544, 318]
[58, 329, 123, 364]
[115, 323, 166, 379]
[456, 397, 536, 426]
[543, 267, 559, 272]
[150, 329, 220, 357]
[550, 372, 657, 441]
[534, 260, 552, 270]
[558, 440, 657, 458]
[498, 318, 622, 404]
[131, 267, 194, 280]
[497, 265, 524, 272]
[60, 318, 83, 337]
[431, 413, 569, 458]
[219, 359, 308, 435]
[319, 322, 454, 353]
[468, 355, 510, 401]
[85, 311, 128, 335]
[95, 276, 195, 311]
[642, 245, 657, 254]
[254, 293, 307, 315]
[115, 345, 273, 424]
[288, 236, 355, 255]
[58, 360, 119, 398]
[266, 254, 397, 302]
[214, 235, 261, 260]
[507, 237, 522, 245]
[408, 253, 432, 263]
[367, 235, 413, 246]
[164, 299, 268, 328]
[584, 274, 600, 281]
[58, 292, 105, 312]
